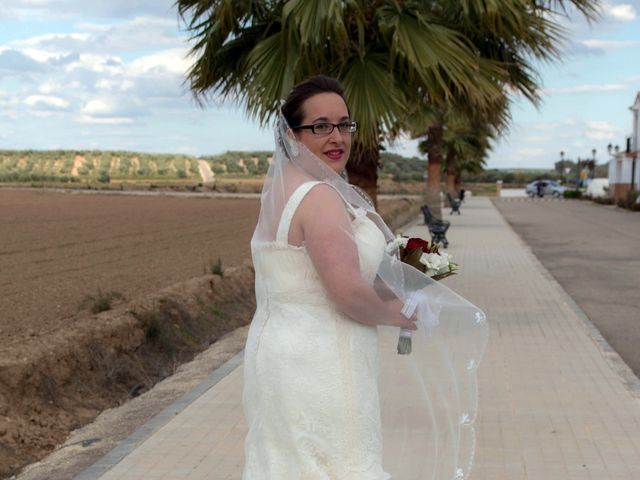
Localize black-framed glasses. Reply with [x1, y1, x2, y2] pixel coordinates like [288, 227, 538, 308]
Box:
[293, 121, 358, 136]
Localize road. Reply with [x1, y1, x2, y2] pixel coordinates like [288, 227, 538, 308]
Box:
[493, 197, 640, 378]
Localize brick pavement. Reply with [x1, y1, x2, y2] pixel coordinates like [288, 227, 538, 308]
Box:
[76, 196, 640, 480]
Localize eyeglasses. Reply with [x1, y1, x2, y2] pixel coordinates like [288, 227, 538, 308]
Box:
[293, 121, 358, 136]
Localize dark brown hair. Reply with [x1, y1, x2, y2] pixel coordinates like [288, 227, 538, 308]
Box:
[281, 75, 349, 128]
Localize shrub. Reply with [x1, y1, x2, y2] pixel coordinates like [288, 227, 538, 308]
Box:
[616, 189, 640, 211]
[98, 171, 111, 183]
[593, 196, 614, 205]
[207, 257, 224, 277]
[82, 289, 125, 314]
[563, 189, 582, 199]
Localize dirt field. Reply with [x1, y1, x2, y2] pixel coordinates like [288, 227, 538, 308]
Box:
[0, 188, 418, 478]
[0, 189, 260, 358]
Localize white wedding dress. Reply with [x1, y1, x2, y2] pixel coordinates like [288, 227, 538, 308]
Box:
[243, 181, 391, 479]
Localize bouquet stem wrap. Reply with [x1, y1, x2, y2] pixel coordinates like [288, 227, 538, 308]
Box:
[398, 291, 420, 354]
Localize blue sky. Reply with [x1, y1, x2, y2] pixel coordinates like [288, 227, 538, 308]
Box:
[1, 1, 639, 169]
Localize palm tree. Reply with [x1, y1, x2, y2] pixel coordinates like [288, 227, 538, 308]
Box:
[176, 0, 493, 207]
[418, 119, 493, 206]
[406, 0, 599, 216]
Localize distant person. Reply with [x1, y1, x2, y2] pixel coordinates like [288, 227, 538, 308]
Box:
[459, 188, 466, 202]
[536, 180, 543, 197]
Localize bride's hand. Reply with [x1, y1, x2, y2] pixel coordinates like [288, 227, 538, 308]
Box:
[385, 298, 418, 331]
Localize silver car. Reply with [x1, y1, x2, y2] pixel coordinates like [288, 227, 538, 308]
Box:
[526, 180, 567, 198]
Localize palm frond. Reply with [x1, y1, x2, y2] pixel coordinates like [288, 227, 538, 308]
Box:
[341, 53, 407, 147]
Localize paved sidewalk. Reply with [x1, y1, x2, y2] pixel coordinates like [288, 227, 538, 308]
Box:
[76, 197, 640, 480]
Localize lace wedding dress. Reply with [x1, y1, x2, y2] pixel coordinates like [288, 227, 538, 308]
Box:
[242, 181, 391, 479]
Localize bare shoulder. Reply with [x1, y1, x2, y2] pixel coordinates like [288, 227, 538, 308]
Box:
[299, 183, 344, 212]
[294, 182, 350, 231]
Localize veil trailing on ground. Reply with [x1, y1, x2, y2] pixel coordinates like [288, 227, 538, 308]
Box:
[251, 111, 489, 479]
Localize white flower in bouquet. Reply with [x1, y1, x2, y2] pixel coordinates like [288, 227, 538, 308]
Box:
[386, 234, 409, 254]
[420, 252, 452, 276]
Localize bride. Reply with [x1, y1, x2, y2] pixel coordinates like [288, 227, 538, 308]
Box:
[242, 75, 488, 479]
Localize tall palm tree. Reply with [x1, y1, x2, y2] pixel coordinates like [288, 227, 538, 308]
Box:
[176, 0, 493, 207]
[418, 120, 492, 205]
[406, 0, 599, 215]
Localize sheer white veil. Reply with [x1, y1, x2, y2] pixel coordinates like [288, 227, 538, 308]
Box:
[251, 109, 489, 479]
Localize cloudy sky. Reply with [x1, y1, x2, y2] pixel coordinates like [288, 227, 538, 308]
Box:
[1, 1, 639, 169]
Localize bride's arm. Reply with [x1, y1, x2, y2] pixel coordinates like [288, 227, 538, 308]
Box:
[297, 184, 416, 331]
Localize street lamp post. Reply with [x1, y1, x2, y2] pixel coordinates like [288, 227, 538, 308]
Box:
[607, 143, 621, 199]
[630, 94, 639, 192]
[560, 150, 565, 184]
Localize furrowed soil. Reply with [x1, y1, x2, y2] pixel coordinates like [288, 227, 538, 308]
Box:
[0, 188, 418, 478]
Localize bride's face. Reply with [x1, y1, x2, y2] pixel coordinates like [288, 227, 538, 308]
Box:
[294, 92, 352, 175]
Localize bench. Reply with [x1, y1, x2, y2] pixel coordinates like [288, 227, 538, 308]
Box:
[420, 205, 450, 247]
[446, 192, 461, 215]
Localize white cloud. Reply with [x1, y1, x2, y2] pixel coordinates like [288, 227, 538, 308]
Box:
[583, 120, 623, 141]
[24, 94, 69, 110]
[602, 3, 637, 22]
[130, 48, 192, 76]
[38, 82, 54, 93]
[532, 122, 562, 130]
[515, 147, 546, 156]
[580, 39, 640, 50]
[0, 48, 46, 73]
[82, 98, 115, 116]
[586, 120, 616, 131]
[78, 115, 134, 125]
[523, 135, 547, 142]
[95, 78, 134, 92]
[3, 0, 174, 20]
[10, 17, 182, 55]
[13, 32, 90, 51]
[79, 94, 148, 121]
[546, 84, 628, 94]
[64, 54, 125, 74]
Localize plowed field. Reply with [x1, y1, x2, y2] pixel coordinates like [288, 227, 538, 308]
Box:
[0, 190, 262, 361]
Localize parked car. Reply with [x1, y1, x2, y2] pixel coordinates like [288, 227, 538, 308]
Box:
[525, 180, 567, 198]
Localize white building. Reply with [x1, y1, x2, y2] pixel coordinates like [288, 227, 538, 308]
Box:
[609, 91, 640, 202]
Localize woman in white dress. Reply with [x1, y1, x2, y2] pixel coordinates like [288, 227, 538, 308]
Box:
[243, 76, 488, 479]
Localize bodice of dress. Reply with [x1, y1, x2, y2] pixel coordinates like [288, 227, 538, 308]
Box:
[251, 181, 387, 309]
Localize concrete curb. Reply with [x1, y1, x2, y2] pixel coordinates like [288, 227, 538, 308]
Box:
[73, 350, 245, 480]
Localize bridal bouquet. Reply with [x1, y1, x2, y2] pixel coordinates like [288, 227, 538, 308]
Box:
[388, 236, 458, 354]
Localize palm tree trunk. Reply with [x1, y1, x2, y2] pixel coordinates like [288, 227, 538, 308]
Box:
[445, 144, 457, 202]
[425, 125, 443, 217]
[454, 175, 462, 196]
[346, 141, 379, 209]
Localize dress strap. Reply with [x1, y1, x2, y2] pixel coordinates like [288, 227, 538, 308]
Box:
[275, 181, 358, 244]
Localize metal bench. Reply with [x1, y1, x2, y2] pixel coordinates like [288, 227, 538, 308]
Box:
[446, 192, 461, 215]
[420, 205, 450, 247]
